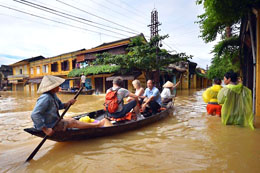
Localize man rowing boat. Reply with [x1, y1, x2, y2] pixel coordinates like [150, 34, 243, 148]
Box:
[31, 75, 105, 136]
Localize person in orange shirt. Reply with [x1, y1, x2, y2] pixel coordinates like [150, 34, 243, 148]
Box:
[202, 78, 222, 117]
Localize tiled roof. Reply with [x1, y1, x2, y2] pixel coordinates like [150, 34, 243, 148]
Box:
[77, 33, 146, 56]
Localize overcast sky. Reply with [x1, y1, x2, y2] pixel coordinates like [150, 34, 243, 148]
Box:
[0, 0, 217, 68]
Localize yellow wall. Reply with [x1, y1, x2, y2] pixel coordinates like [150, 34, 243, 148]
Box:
[203, 78, 209, 88]
[29, 50, 83, 79]
[69, 80, 74, 88]
[190, 74, 197, 89]
[256, 10, 260, 117]
[10, 63, 30, 91]
[12, 64, 29, 76]
[180, 72, 189, 89]
[128, 80, 134, 93]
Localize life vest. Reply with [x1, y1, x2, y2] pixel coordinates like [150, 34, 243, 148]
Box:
[108, 112, 135, 121]
[104, 88, 121, 113]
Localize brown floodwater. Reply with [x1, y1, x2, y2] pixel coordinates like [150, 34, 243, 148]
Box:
[0, 89, 260, 173]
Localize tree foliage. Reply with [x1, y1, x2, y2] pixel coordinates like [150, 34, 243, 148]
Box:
[212, 36, 240, 57]
[196, 0, 260, 79]
[94, 35, 191, 79]
[196, 0, 260, 42]
[207, 36, 240, 79]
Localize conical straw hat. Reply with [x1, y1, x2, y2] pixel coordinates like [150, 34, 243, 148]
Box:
[37, 75, 65, 94]
[163, 81, 174, 88]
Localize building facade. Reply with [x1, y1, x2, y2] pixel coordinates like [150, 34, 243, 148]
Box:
[8, 56, 45, 91]
[28, 49, 85, 92]
[75, 34, 146, 93]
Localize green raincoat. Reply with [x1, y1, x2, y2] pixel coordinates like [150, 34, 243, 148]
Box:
[217, 83, 254, 129]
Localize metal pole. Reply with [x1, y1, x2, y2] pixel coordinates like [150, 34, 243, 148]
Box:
[249, 13, 256, 121]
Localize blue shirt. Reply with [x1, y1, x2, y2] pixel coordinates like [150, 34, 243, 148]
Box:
[144, 87, 162, 105]
[31, 93, 65, 130]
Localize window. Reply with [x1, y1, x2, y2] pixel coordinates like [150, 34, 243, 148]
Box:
[15, 67, 19, 75]
[36, 66, 40, 74]
[42, 65, 48, 73]
[30, 67, 34, 75]
[61, 60, 69, 71]
[72, 59, 76, 69]
[23, 65, 27, 74]
[19, 68, 22, 74]
[51, 62, 58, 72]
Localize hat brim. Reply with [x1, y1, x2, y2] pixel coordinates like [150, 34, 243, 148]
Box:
[37, 75, 65, 94]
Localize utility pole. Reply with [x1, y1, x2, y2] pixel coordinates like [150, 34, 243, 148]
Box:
[148, 9, 161, 88]
[148, 9, 161, 42]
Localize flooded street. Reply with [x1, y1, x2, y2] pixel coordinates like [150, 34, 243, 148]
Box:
[0, 89, 260, 173]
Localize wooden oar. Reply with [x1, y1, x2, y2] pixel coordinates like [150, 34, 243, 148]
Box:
[25, 87, 84, 162]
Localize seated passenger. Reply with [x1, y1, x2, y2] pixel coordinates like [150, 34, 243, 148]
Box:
[140, 80, 162, 114]
[105, 77, 141, 119]
[126, 79, 144, 104]
[31, 75, 106, 136]
[161, 81, 180, 105]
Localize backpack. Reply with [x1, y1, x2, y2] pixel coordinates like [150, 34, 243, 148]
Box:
[104, 88, 121, 113]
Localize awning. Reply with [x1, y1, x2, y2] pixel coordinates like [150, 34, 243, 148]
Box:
[8, 80, 18, 84]
[28, 78, 42, 84]
[168, 64, 187, 72]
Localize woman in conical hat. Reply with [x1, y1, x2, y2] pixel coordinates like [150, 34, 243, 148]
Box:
[31, 75, 106, 136]
[161, 80, 180, 105]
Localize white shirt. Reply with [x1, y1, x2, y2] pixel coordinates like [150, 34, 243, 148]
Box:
[161, 88, 173, 99]
[81, 75, 86, 83]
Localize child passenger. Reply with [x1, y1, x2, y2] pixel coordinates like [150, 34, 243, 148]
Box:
[202, 78, 222, 117]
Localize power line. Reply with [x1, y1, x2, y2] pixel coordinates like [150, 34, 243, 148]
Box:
[162, 41, 177, 53]
[88, 0, 146, 28]
[0, 12, 65, 29]
[56, 0, 140, 34]
[68, 0, 144, 29]
[14, 0, 134, 37]
[34, 0, 139, 35]
[104, 0, 148, 26]
[0, 3, 124, 39]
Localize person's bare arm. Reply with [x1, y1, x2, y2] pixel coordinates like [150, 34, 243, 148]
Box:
[174, 81, 180, 88]
[64, 99, 77, 108]
[128, 92, 138, 100]
[141, 96, 154, 111]
[139, 95, 146, 99]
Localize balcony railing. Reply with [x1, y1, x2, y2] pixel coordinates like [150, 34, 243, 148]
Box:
[7, 74, 29, 79]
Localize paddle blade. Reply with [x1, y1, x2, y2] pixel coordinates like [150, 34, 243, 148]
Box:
[25, 136, 48, 162]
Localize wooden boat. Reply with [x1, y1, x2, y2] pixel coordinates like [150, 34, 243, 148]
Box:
[24, 102, 174, 142]
[59, 89, 95, 95]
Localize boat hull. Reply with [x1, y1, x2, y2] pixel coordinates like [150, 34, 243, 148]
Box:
[24, 102, 174, 142]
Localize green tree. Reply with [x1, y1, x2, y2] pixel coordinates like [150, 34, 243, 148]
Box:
[94, 35, 191, 80]
[196, 0, 260, 79]
[207, 36, 240, 79]
[196, 0, 259, 43]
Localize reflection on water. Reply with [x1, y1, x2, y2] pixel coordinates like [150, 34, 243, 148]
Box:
[0, 90, 260, 173]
